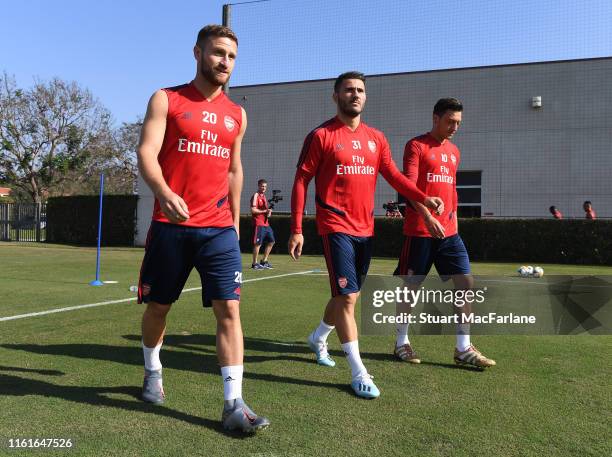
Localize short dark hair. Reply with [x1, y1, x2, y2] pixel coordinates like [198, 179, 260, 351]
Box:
[196, 24, 238, 49]
[584, 200, 592, 205]
[433, 98, 463, 117]
[549, 206, 557, 212]
[334, 71, 366, 93]
[258, 179, 267, 186]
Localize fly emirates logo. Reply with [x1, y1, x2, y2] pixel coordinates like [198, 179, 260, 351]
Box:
[427, 163, 454, 184]
[177, 128, 230, 159]
[336, 155, 375, 176]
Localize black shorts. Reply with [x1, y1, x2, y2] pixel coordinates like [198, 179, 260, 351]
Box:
[321, 233, 372, 296]
[394, 234, 471, 280]
[138, 222, 242, 306]
[253, 225, 275, 246]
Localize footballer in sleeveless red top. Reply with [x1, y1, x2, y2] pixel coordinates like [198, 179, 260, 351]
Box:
[152, 82, 242, 227]
[402, 133, 460, 238]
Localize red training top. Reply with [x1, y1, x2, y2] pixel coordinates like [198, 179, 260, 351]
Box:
[152, 82, 242, 227]
[586, 209, 596, 220]
[251, 192, 269, 226]
[291, 117, 427, 236]
[402, 133, 460, 238]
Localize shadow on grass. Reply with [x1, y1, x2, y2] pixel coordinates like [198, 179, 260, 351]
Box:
[122, 333, 312, 356]
[2, 335, 313, 374]
[0, 365, 64, 376]
[355, 352, 486, 371]
[1, 336, 352, 397]
[418, 360, 486, 372]
[0, 370, 239, 436]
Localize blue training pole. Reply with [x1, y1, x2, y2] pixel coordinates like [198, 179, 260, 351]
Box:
[90, 173, 104, 286]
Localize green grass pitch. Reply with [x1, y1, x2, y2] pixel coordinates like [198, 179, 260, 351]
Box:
[0, 243, 610, 456]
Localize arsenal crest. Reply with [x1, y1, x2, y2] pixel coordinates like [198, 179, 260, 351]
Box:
[224, 115, 236, 132]
[338, 277, 348, 288]
[141, 284, 151, 296]
[368, 140, 377, 153]
[451, 154, 457, 165]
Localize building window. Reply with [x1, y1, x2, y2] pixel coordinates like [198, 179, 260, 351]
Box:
[457, 171, 481, 218]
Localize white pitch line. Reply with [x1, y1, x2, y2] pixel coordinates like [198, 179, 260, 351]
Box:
[0, 270, 317, 322]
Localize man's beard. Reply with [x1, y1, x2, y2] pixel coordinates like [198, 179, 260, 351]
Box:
[200, 62, 228, 86]
[338, 99, 362, 117]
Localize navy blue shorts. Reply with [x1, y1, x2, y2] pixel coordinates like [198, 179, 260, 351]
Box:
[321, 233, 372, 296]
[138, 222, 242, 307]
[253, 225, 275, 246]
[394, 234, 471, 280]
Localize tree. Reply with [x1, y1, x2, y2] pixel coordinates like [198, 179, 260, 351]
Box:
[105, 119, 141, 194]
[57, 119, 141, 196]
[0, 73, 114, 202]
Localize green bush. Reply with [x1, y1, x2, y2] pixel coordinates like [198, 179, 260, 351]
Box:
[0, 196, 16, 204]
[239, 214, 321, 255]
[240, 215, 612, 265]
[458, 218, 612, 265]
[46, 195, 137, 246]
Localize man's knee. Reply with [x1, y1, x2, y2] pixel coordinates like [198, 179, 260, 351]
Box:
[212, 299, 241, 321]
[334, 292, 359, 309]
[144, 301, 171, 319]
[453, 274, 473, 289]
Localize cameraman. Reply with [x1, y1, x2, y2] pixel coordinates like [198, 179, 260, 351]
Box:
[250, 179, 275, 269]
[384, 201, 403, 218]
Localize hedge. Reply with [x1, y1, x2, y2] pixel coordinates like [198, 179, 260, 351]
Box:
[44, 195, 611, 265]
[46, 195, 137, 246]
[240, 215, 612, 266]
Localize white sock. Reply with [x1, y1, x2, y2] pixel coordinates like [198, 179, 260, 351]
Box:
[341, 340, 367, 379]
[311, 320, 335, 344]
[221, 365, 243, 401]
[142, 341, 162, 371]
[456, 325, 471, 352]
[395, 323, 410, 347]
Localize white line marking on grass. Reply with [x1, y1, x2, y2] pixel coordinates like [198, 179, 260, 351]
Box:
[309, 273, 389, 276]
[259, 341, 296, 347]
[182, 269, 316, 292]
[0, 270, 317, 322]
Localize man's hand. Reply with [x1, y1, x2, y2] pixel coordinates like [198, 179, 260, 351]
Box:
[267, 209, 272, 217]
[158, 190, 190, 223]
[424, 215, 445, 239]
[424, 197, 444, 215]
[288, 233, 304, 260]
[234, 222, 240, 240]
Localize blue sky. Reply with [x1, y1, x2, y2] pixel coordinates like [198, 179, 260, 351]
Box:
[1, 0, 610, 125]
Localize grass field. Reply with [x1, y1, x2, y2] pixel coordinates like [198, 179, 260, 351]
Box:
[1, 243, 611, 457]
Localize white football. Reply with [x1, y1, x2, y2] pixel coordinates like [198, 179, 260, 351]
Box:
[518, 266, 530, 277]
[533, 266, 544, 278]
[525, 266, 534, 275]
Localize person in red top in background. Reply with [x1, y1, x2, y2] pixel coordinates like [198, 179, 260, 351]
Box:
[136, 24, 268, 433]
[392, 98, 496, 369]
[250, 179, 276, 269]
[288, 71, 443, 399]
[549, 206, 563, 219]
[583, 201, 597, 220]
